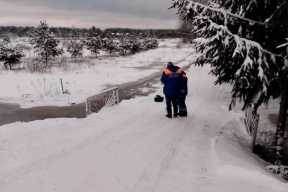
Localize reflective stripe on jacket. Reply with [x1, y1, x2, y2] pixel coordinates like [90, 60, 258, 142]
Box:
[161, 66, 182, 96]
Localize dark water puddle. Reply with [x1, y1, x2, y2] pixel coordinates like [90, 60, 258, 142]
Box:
[0, 62, 190, 126]
[0, 72, 163, 126]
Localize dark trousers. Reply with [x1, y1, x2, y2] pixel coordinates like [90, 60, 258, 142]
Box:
[165, 95, 178, 114]
[178, 95, 187, 115]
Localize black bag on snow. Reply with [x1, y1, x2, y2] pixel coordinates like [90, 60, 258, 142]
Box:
[154, 95, 164, 102]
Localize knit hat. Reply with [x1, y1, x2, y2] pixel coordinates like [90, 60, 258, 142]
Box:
[167, 62, 174, 67]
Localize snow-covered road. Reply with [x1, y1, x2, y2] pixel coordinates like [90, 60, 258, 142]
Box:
[0, 66, 287, 192]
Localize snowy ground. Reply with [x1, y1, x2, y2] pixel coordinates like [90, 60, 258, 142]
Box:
[0, 65, 287, 192]
[0, 39, 194, 108]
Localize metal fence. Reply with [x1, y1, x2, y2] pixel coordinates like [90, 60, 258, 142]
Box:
[86, 87, 119, 116]
[244, 107, 260, 152]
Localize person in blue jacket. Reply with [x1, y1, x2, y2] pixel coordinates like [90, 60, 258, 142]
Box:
[178, 71, 188, 117]
[161, 62, 183, 118]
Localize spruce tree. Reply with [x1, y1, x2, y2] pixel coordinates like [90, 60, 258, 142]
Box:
[102, 35, 117, 56]
[30, 21, 63, 67]
[0, 39, 24, 70]
[126, 34, 141, 54]
[66, 26, 84, 61]
[85, 26, 102, 58]
[171, 0, 287, 164]
[142, 37, 159, 50]
[118, 36, 130, 55]
[171, 0, 286, 111]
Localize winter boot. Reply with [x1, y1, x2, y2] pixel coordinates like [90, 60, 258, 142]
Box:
[166, 108, 172, 118]
[173, 107, 178, 117]
[179, 110, 187, 117]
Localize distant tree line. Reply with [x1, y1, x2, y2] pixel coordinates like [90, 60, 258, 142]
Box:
[0, 26, 182, 38]
[0, 21, 159, 71]
[104, 28, 182, 38]
[0, 26, 101, 38]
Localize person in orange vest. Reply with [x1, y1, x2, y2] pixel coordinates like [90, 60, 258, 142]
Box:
[161, 62, 183, 118]
[178, 71, 188, 117]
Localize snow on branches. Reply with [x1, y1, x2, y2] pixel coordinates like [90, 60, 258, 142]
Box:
[66, 38, 84, 60]
[0, 39, 24, 70]
[65, 26, 84, 61]
[267, 165, 288, 181]
[171, 0, 286, 110]
[30, 21, 63, 67]
[171, 0, 267, 26]
[85, 26, 102, 58]
[277, 38, 288, 69]
[102, 36, 118, 56]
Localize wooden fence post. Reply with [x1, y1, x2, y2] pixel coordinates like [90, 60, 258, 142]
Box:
[60, 78, 64, 94]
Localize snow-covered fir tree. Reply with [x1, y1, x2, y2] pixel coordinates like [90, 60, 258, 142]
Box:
[126, 34, 142, 54]
[30, 21, 63, 67]
[142, 37, 159, 50]
[170, 0, 287, 165]
[171, 0, 286, 110]
[0, 37, 24, 70]
[102, 35, 118, 56]
[118, 36, 130, 55]
[85, 26, 102, 58]
[66, 26, 84, 61]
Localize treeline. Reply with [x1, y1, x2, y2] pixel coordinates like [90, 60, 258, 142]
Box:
[0, 26, 182, 38]
[0, 26, 101, 38]
[0, 21, 159, 72]
[103, 28, 181, 38]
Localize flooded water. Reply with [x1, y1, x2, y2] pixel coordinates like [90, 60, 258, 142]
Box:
[0, 71, 161, 126]
[0, 64, 190, 126]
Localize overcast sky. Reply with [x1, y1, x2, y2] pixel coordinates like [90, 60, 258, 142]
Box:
[0, 0, 179, 29]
